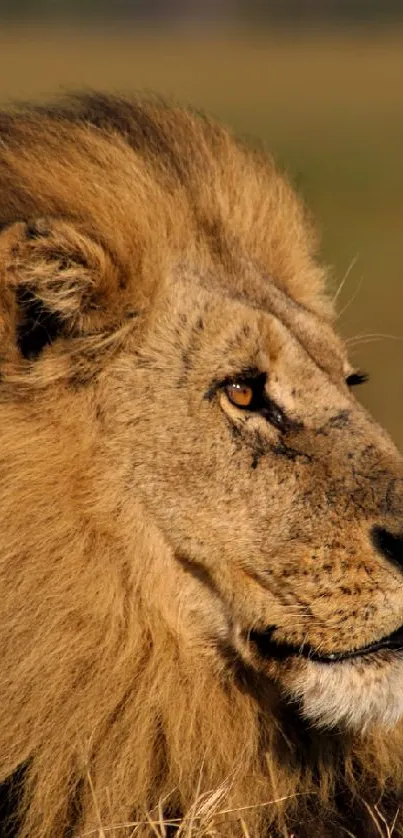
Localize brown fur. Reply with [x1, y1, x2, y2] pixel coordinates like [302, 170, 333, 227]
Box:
[0, 94, 403, 837]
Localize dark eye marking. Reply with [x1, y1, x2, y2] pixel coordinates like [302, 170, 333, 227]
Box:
[346, 371, 369, 387]
[259, 395, 292, 434]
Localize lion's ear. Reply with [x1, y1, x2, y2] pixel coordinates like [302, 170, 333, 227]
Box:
[0, 217, 123, 360]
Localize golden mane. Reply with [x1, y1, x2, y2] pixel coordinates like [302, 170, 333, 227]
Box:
[0, 94, 402, 838]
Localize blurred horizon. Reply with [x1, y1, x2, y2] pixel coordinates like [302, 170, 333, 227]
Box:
[0, 5, 402, 446]
[1, 0, 403, 25]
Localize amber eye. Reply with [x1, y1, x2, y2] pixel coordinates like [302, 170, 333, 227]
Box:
[225, 382, 255, 409]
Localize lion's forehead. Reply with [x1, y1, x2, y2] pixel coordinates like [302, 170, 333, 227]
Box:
[159, 273, 347, 397]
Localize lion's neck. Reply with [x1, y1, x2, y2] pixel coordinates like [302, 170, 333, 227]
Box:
[1, 499, 402, 837]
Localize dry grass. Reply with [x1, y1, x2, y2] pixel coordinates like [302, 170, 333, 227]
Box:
[0, 26, 402, 445]
[77, 804, 399, 838]
[79, 782, 305, 837]
[74, 784, 399, 837]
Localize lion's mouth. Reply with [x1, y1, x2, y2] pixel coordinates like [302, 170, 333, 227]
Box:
[249, 623, 403, 663]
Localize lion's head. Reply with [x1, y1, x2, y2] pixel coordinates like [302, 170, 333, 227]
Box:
[1, 94, 403, 837]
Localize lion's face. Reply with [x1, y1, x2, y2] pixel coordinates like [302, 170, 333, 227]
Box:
[106, 266, 403, 732]
[2, 94, 403, 746]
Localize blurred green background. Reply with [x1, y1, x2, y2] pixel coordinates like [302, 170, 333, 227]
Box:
[0, 2, 402, 445]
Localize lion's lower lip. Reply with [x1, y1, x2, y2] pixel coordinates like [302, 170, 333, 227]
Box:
[249, 623, 403, 663]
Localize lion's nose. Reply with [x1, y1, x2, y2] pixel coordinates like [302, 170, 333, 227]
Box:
[371, 526, 403, 572]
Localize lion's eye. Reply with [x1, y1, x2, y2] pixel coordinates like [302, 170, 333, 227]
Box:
[223, 373, 266, 411]
[219, 372, 292, 433]
[346, 371, 369, 387]
[225, 382, 255, 409]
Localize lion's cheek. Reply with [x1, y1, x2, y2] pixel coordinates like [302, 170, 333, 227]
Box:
[283, 655, 403, 731]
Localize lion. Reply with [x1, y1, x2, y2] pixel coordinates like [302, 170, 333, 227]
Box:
[0, 93, 403, 838]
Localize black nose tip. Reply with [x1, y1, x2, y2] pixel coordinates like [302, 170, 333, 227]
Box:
[371, 526, 403, 571]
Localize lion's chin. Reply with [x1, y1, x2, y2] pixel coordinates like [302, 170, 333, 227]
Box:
[287, 654, 403, 731]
